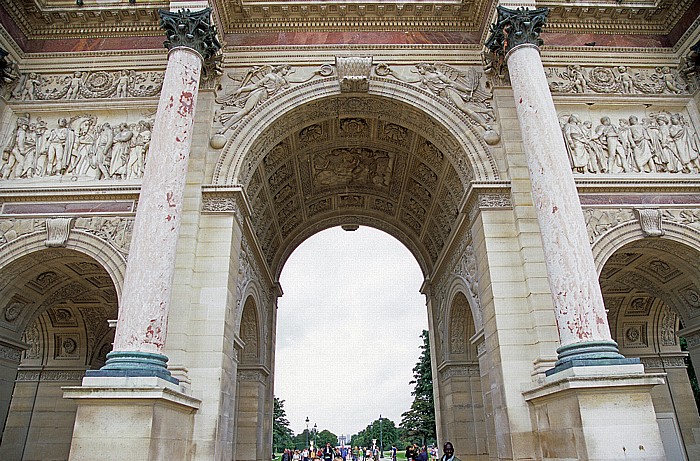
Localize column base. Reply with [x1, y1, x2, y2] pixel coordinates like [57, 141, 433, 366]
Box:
[85, 351, 178, 384]
[546, 340, 639, 376]
[63, 376, 200, 461]
[524, 365, 666, 460]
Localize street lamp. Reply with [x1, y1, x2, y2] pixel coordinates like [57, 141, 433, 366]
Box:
[313, 423, 318, 449]
[306, 417, 310, 449]
[379, 415, 383, 458]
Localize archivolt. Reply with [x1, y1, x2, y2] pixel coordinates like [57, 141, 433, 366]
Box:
[212, 76, 499, 186]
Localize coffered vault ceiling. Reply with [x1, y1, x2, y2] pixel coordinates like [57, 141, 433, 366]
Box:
[241, 95, 469, 275]
[1, 0, 697, 43]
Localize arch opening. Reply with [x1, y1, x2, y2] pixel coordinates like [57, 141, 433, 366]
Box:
[0, 248, 117, 460]
[600, 238, 700, 460]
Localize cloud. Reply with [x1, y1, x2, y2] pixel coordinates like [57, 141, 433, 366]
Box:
[275, 226, 428, 436]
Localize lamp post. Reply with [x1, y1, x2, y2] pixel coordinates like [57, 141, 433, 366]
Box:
[306, 417, 310, 449]
[379, 415, 383, 458]
[313, 423, 318, 449]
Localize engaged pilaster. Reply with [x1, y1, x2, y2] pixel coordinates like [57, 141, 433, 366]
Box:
[485, 6, 636, 374]
[86, 8, 220, 384]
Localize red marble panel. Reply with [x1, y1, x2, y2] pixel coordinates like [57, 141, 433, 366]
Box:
[224, 30, 481, 46]
[542, 32, 671, 49]
[1, 201, 135, 215]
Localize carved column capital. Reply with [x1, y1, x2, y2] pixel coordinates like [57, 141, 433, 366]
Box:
[158, 8, 221, 63]
[485, 6, 549, 58]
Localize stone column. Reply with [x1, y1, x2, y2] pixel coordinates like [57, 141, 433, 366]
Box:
[484, 6, 635, 373]
[87, 8, 220, 383]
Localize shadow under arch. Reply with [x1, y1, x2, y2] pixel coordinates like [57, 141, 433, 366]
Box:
[592, 220, 700, 276]
[212, 76, 500, 186]
[0, 230, 126, 305]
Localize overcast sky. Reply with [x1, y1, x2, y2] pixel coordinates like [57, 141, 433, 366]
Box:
[274, 226, 428, 438]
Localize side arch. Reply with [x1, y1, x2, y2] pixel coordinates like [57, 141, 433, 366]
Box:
[0, 230, 126, 304]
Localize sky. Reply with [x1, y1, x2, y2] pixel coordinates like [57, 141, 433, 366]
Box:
[274, 226, 428, 439]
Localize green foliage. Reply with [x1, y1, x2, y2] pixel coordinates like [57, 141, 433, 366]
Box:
[316, 429, 338, 447]
[273, 397, 295, 452]
[399, 330, 437, 446]
[350, 417, 398, 449]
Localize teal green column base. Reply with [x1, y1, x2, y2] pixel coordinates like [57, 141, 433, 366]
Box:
[546, 340, 640, 376]
[85, 351, 179, 384]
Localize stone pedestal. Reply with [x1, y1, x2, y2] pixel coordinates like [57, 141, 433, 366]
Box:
[523, 365, 666, 460]
[63, 377, 200, 461]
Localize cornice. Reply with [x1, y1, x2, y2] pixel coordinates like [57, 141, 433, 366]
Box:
[575, 176, 700, 195]
[0, 184, 141, 203]
[2, 0, 167, 40]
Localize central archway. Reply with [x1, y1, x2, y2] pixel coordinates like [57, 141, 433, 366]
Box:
[214, 80, 499, 461]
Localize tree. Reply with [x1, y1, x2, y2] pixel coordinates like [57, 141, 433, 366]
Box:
[399, 330, 437, 446]
[315, 429, 338, 447]
[273, 397, 295, 453]
[351, 417, 398, 450]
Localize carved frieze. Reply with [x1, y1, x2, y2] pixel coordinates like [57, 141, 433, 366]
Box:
[0, 343, 22, 362]
[547, 65, 695, 95]
[640, 356, 686, 369]
[439, 364, 480, 381]
[559, 111, 700, 175]
[10, 70, 164, 101]
[1, 114, 152, 181]
[16, 369, 84, 382]
[74, 217, 134, 257]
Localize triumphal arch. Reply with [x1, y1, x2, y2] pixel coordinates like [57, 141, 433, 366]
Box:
[0, 1, 700, 460]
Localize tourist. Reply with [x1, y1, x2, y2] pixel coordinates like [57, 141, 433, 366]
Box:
[439, 442, 459, 461]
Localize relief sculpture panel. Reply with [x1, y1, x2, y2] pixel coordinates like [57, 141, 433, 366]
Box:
[312, 148, 394, 190]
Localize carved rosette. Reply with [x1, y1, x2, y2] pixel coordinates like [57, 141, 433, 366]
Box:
[485, 6, 549, 57]
[159, 8, 221, 75]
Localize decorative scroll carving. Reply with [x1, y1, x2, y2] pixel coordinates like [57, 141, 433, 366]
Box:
[11, 70, 164, 101]
[336, 56, 372, 93]
[237, 370, 263, 382]
[45, 217, 74, 247]
[547, 65, 695, 95]
[440, 364, 479, 381]
[640, 356, 686, 369]
[16, 369, 84, 381]
[559, 112, 700, 174]
[376, 62, 499, 142]
[201, 196, 238, 213]
[1, 114, 152, 181]
[0, 343, 22, 362]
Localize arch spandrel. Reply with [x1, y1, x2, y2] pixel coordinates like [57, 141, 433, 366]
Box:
[212, 76, 499, 277]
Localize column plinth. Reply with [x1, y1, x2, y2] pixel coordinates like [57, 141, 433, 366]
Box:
[485, 7, 633, 374]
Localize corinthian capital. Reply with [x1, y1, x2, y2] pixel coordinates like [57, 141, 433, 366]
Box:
[158, 8, 221, 62]
[484, 6, 549, 57]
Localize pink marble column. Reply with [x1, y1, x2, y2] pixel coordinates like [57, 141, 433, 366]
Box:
[485, 6, 632, 373]
[89, 9, 220, 383]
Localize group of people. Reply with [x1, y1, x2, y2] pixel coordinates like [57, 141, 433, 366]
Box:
[280, 442, 458, 461]
[561, 112, 700, 175]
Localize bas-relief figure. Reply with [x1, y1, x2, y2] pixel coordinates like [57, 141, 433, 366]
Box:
[377, 62, 497, 132]
[560, 111, 700, 174]
[1, 114, 152, 181]
[215, 64, 324, 134]
[9, 69, 164, 101]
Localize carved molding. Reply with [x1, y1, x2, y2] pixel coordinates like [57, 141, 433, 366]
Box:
[16, 369, 85, 382]
[640, 356, 687, 369]
[439, 363, 480, 381]
[0, 343, 22, 362]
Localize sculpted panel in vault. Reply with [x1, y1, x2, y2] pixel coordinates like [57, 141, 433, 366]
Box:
[558, 109, 700, 175]
[1, 112, 153, 181]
